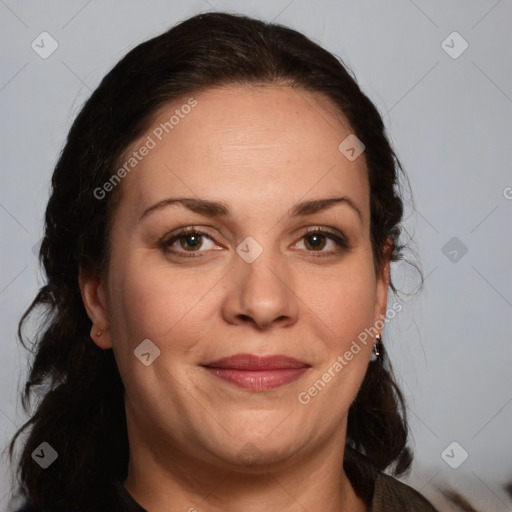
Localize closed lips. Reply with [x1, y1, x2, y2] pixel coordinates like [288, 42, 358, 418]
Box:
[202, 354, 310, 370]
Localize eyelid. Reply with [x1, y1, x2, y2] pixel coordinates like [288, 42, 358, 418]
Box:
[299, 226, 348, 244]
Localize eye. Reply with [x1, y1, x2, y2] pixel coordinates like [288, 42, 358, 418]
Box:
[162, 227, 220, 257]
[161, 226, 349, 258]
[294, 228, 348, 255]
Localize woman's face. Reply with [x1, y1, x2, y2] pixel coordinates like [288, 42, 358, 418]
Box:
[84, 85, 390, 471]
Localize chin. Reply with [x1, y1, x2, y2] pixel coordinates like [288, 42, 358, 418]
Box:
[224, 440, 302, 473]
[196, 427, 305, 473]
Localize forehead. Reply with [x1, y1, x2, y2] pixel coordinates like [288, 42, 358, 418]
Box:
[117, 84, 369, 222]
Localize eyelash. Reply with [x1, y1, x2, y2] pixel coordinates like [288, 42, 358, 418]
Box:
[160, 226, 349, 258]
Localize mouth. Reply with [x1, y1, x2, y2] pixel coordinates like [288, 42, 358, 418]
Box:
[201, 354, 310, 391]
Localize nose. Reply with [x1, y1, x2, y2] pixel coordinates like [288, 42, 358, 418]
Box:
[221, 248, 299, 330]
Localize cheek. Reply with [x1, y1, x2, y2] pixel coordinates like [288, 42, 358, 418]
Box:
[294, 262, 377, 408]
[106, 256, 210, 370]
[106, 259, 215, 421]
[298, 256, 378, 348]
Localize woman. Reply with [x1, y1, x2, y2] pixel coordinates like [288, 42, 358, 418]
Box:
[10, 12, 438, 511]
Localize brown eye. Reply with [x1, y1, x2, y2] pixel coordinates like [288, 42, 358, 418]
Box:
[162, 228, 219, 257]
[304, 232, 327, 251]
[179, 233, 203, 251]
[294, 229, 349, 255]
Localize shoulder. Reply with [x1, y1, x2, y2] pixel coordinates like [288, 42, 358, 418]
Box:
[372, 473, 438, 511]
[10, 481, 146, 512]
[344, 448, 438, 511]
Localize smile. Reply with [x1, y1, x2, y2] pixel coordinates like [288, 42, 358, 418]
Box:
[202, 354, 310, 391]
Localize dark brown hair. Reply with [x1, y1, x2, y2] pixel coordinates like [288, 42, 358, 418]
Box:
[10, 11, 414, 510]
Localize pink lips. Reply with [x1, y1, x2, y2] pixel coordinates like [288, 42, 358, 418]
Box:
[202, 354, 310, 391]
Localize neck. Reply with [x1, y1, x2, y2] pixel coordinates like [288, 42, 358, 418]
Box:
[124, 430, 367, 512]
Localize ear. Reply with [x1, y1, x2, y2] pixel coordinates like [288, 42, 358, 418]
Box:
[374, 237, 393, 325]
[78, 267, 112, 349]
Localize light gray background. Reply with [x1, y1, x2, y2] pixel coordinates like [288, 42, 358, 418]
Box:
[1, 1, 511, 510]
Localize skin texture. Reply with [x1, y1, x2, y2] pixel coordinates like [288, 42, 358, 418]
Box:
[80, 84, 391, 512]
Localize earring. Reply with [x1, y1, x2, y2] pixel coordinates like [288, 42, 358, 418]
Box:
[370, 333, 382, 362]
[96, 329, 102, 337]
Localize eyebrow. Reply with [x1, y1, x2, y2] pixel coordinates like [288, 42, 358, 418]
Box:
[138, 196, 362, 222]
